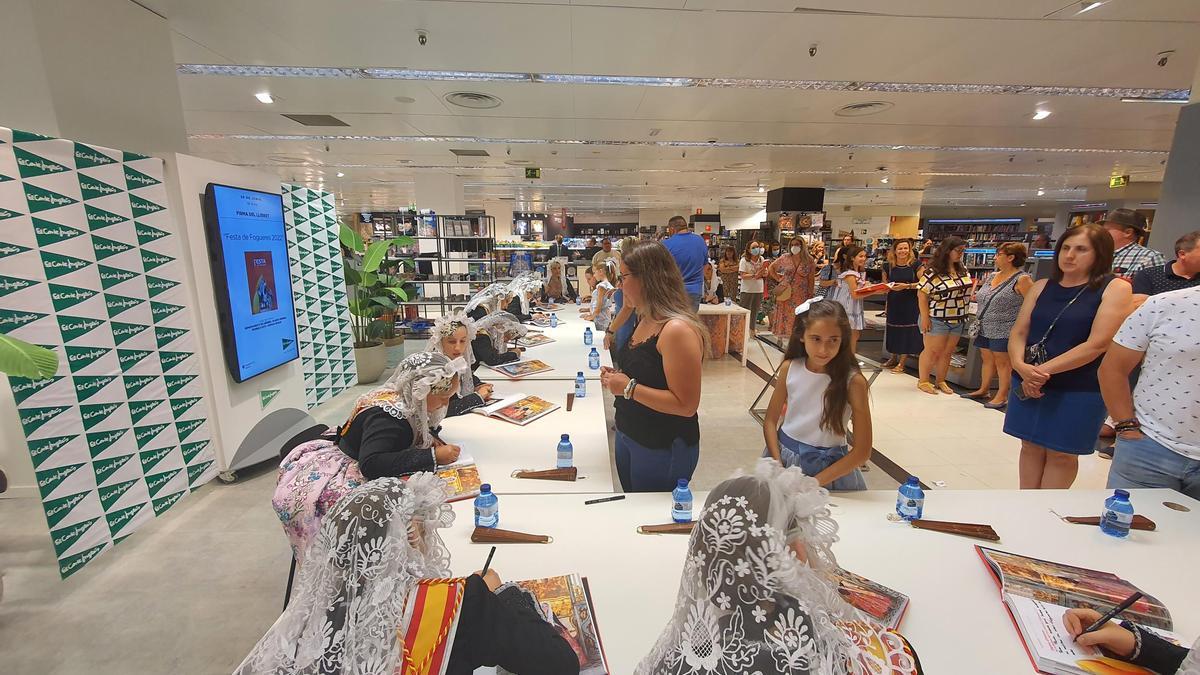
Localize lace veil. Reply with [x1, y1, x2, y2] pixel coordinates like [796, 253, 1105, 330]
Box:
[464, 283, 510, 315]
[636, 459, 919, 675]
[506, 272, 543, 314]
[359, 351, 467, 448]
[424, 311, 477, 398]
[235, 475, 455, 674]
[475, 311, 528, 352]
[1180, 636, 1200, 675]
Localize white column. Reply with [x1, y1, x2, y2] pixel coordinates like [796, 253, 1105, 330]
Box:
[414, 174, 465, 216]
[0, 0, 59, 136]
[1142, 55, 1200, 254]
[483, 200, 514, 240]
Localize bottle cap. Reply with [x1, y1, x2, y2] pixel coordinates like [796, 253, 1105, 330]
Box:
[1114, 489, 1130, 499]
[577, 371, 584, 376]
[561, 433, 570, 441]
[906, 476, 920, 485]
[677, 478, 689, 489]
[481, 483, 492, 493]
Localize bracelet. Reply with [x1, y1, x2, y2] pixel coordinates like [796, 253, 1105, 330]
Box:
[1120, 621, 1144, 661]
[1114, 420, 1141, 432]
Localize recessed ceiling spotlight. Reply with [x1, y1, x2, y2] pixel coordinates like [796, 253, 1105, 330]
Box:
[880, 177, 889, 184]
[444, 91, 502, 109]
[1076, 1, 1104, 14]
[725, 162, 755, 169]
[1032, 110, 1053, 120]
[336, 171, 345, 177]
[835, 101, 894, 117]
[255, 92, 275, 104]
[1037, 188, 1046, 196]
[394, 95, 416, 103]
[504, 159, 533, 166]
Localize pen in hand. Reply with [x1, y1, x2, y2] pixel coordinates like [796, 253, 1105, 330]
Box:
[1080, 591, 1144, 635]
[481, 545, 497, 576]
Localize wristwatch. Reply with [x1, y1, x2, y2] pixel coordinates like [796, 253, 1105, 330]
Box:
[623, 378, 638, 400]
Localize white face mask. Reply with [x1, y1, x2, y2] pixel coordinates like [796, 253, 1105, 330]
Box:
[790, 246, 803, 255]
[751, 247, 764, 256]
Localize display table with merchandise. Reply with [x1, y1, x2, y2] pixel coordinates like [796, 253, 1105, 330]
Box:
[478, 318, 613, 381]
[436, 379, 614, 494]
[444, 488, 1200, 675]
[698, 301, 751, 363]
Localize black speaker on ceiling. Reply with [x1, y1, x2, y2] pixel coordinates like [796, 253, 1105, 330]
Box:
[766, 187, 825, 213]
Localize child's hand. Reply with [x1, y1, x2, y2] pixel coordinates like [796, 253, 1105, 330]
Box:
[1062, 609, 1136, 658]
[475, 569, 502, 592]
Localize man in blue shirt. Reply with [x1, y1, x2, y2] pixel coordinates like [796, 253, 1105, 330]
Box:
[662, 215, 709, 311]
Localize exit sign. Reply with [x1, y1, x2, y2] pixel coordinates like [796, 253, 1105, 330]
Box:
[525, 167, 541, 179]
[1109, 175, 1130, 188]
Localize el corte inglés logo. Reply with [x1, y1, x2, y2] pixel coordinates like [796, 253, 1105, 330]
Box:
[159, 352, 190, 368]
[44, 256, 89, 272]
[125, 170, 157, 187]
[81, 403, 121, 423]
[80, 177, 119, 196]
[52, 288, 94, 303]
[38, 464, 79, 489]
[76, 147, 111, 165]
[76, 377, 111, 394]
[28, 192, 74, 207]
[1, 310, 43, 329]
[21, 407, 65, 427]
[135, 424, 167, 444]
[86, 208, 124, 226]
[61, 317, 103, 333]
[111, 322, 146, 340]
[106, 295, 141, 311]
[128, 399, 160, 418]
[35, 224, 80, 239]
[0, 277, 35, 293]
[143, 253, 171, 266]
[60, 545, 105, 576]
[68, 347, 108, 363]
[30, 436, 75, 462]
[100, 267, 137, 284]
[46, 493, 87, 521]
[146, 471, 176, 493]
[17, 155, 64, 173]
[146, 277, 175, 292]
[107, 505, 142, 530]
[1, 243, 27, 256]
[94, 239, 130, 255]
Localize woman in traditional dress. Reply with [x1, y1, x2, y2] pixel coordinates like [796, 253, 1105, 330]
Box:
[425, 310, 493, 416]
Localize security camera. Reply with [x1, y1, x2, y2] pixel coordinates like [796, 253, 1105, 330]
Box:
[809, 44, 818, 57]
[417, 29, 429, 46]
[1157, 50, 1174, 67]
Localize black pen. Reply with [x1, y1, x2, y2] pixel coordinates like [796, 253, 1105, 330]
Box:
[1081, 591, 1144, 635]
[481, 546, 497, 576]
[584, 495, 626, 505]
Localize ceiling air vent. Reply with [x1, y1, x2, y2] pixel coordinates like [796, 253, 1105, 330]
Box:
[834, 101, 895, 117]
[450, 149, 490, 157]
[282, 114, 350, 127]
[444, 92, 502, 109]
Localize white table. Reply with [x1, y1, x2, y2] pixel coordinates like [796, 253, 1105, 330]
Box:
[480, 318, 613, 381]
[438, 379, 614, 494]
[698, 302, 751, 364]
[442, 489, 1200, 675]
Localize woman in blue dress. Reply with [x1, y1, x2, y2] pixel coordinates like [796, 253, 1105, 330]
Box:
[881, 239, 923, 373]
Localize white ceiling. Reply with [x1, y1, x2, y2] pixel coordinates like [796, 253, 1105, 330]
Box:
[141, 0, 1200, 213]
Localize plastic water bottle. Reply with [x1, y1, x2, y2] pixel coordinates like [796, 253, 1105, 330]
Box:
[583, 327, 593, 345]
[588, 347, 600, 370]
[672, 479, 694, 523]
[550, 313, 558, 328]
[575, 371, 587, 398]
[1100, 489, 1134, 538]
[896, 476, 924, 521]
[557, 433, 574, 469]
[474, 484, 499, 528]
[724, 297, 732, 306]
[575, 295, 581, 305]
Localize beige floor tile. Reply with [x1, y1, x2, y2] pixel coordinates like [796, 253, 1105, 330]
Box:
[899, 464, 991, 490]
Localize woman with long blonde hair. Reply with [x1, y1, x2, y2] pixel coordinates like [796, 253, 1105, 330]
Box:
[601, 241, 709, 492]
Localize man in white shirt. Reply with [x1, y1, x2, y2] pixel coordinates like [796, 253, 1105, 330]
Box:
[1099, 285, 1200, 499]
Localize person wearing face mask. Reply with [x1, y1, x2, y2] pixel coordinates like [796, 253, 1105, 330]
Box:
[426, 311, 494, 415]
[739, 241, 769, 326]
[767, 236, 816, 338]
[241, 478, 581, 675]
[272, 352, 466, 565]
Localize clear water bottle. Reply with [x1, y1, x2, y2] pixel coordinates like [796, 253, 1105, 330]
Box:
[896, 476, 924, 521]
[588, 347, 600, 370]
[1100, 489, 1134, 538]
[575, 295, 581, 305]
[672, 479, 693, 523]
[474, 483, 499, 528]
[724, 297, 732, 306]
[583, 327, 593, 345]
[550, 313, 558, 328]
[575, 371, 587, 398]
[557, 433, 573, 469]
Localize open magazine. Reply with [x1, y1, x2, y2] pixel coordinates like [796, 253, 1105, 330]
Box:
[828, 567, 909, 630]
[515, 333, 555, 348]
[507, 573, 609, 675]
[976, 546, 1177, 675]
[485, 359, 554, 379]
[435, 451, 481, 502]
[473, 393, 560, 426]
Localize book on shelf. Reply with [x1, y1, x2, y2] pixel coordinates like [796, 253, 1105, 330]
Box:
[473, 393, 560, 426]
[485, 359, 554, 379]
[515, 333, 556, 348]
[433, 452, 481, 501]
[828, 567, 909, 630]
[976, 546, 1176, 675]
[506, 573, 610, 675]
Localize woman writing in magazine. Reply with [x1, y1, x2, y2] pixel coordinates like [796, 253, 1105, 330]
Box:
[1063, 609, 1197, 675]
[472, 312, 527, 369]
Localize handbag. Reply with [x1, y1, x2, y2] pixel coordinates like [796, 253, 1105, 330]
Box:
[1023, 284, 1088, 366]
[770, 259, 801, 302]
[968, 272, 1020, 339]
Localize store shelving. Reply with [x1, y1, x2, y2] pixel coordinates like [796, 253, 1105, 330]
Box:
[923, 218, 1050, 245]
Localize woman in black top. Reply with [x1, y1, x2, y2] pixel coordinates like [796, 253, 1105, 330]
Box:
[464, 282, 510, 321]
[601, 241, 709, 492]
[241, 478, 580, 675]
[425, 311, 493, 416]
[472, 311, 527, 369]
[1063, 608, 1197, 675]
[272, 351, 467, 562]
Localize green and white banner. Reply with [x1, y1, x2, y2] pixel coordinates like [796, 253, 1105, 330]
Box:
[282, 184, 356, 408]
[0, 127, 216, 578]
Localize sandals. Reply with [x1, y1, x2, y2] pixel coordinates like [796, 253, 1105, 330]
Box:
[891, 363, 906, 374]
[917, 381, 939, 395]
[936, 381, 954, 395]
[961, 391, 991, 400]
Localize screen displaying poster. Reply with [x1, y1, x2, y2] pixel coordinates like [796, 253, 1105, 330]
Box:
[202, 184, 299, 382]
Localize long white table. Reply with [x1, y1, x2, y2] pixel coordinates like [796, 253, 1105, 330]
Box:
[479, 317, 613, 381]
[442, 488, 1200, 675]
[437, 379, 614, 494]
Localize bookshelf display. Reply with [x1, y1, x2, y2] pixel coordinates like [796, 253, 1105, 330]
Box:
[923, 218, 1051, 245]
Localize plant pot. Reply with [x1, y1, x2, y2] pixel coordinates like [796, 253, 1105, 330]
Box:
[354, 341, 388, 384]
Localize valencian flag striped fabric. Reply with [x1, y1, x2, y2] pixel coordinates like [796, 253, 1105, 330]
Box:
[281, 184, 356, 409]
[0, 127, 216, 578]
[397, 578, 467, 675]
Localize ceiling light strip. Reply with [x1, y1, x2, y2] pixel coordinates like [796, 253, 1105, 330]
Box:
[192, 133, 1169, 156]
[176, 64, 1189, 100]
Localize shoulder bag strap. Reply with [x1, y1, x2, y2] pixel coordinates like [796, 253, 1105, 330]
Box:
[975, 272, 1021, 324]
[1032, 283, 1088, 348]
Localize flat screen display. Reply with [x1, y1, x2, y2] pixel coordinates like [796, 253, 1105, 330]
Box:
[201, 184, 299, 382]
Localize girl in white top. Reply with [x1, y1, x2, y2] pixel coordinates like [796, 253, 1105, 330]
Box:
[762, 299, 871, 490]
[581, 257, 618, 331]
[827, 244, 887, 354]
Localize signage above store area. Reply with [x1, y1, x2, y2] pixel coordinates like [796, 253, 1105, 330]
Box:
[1109, 174, 1131, 188]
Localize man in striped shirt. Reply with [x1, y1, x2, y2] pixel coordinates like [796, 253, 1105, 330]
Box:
[1103, 208, 1165, 280]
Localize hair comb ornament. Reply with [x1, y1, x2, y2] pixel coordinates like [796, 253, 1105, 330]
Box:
[794, 298, 817, 316]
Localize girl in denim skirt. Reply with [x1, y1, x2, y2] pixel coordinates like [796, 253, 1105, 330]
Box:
[761, 299, 871, 490]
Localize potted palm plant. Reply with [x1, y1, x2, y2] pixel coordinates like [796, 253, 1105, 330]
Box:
[340, 225, 413, 383]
